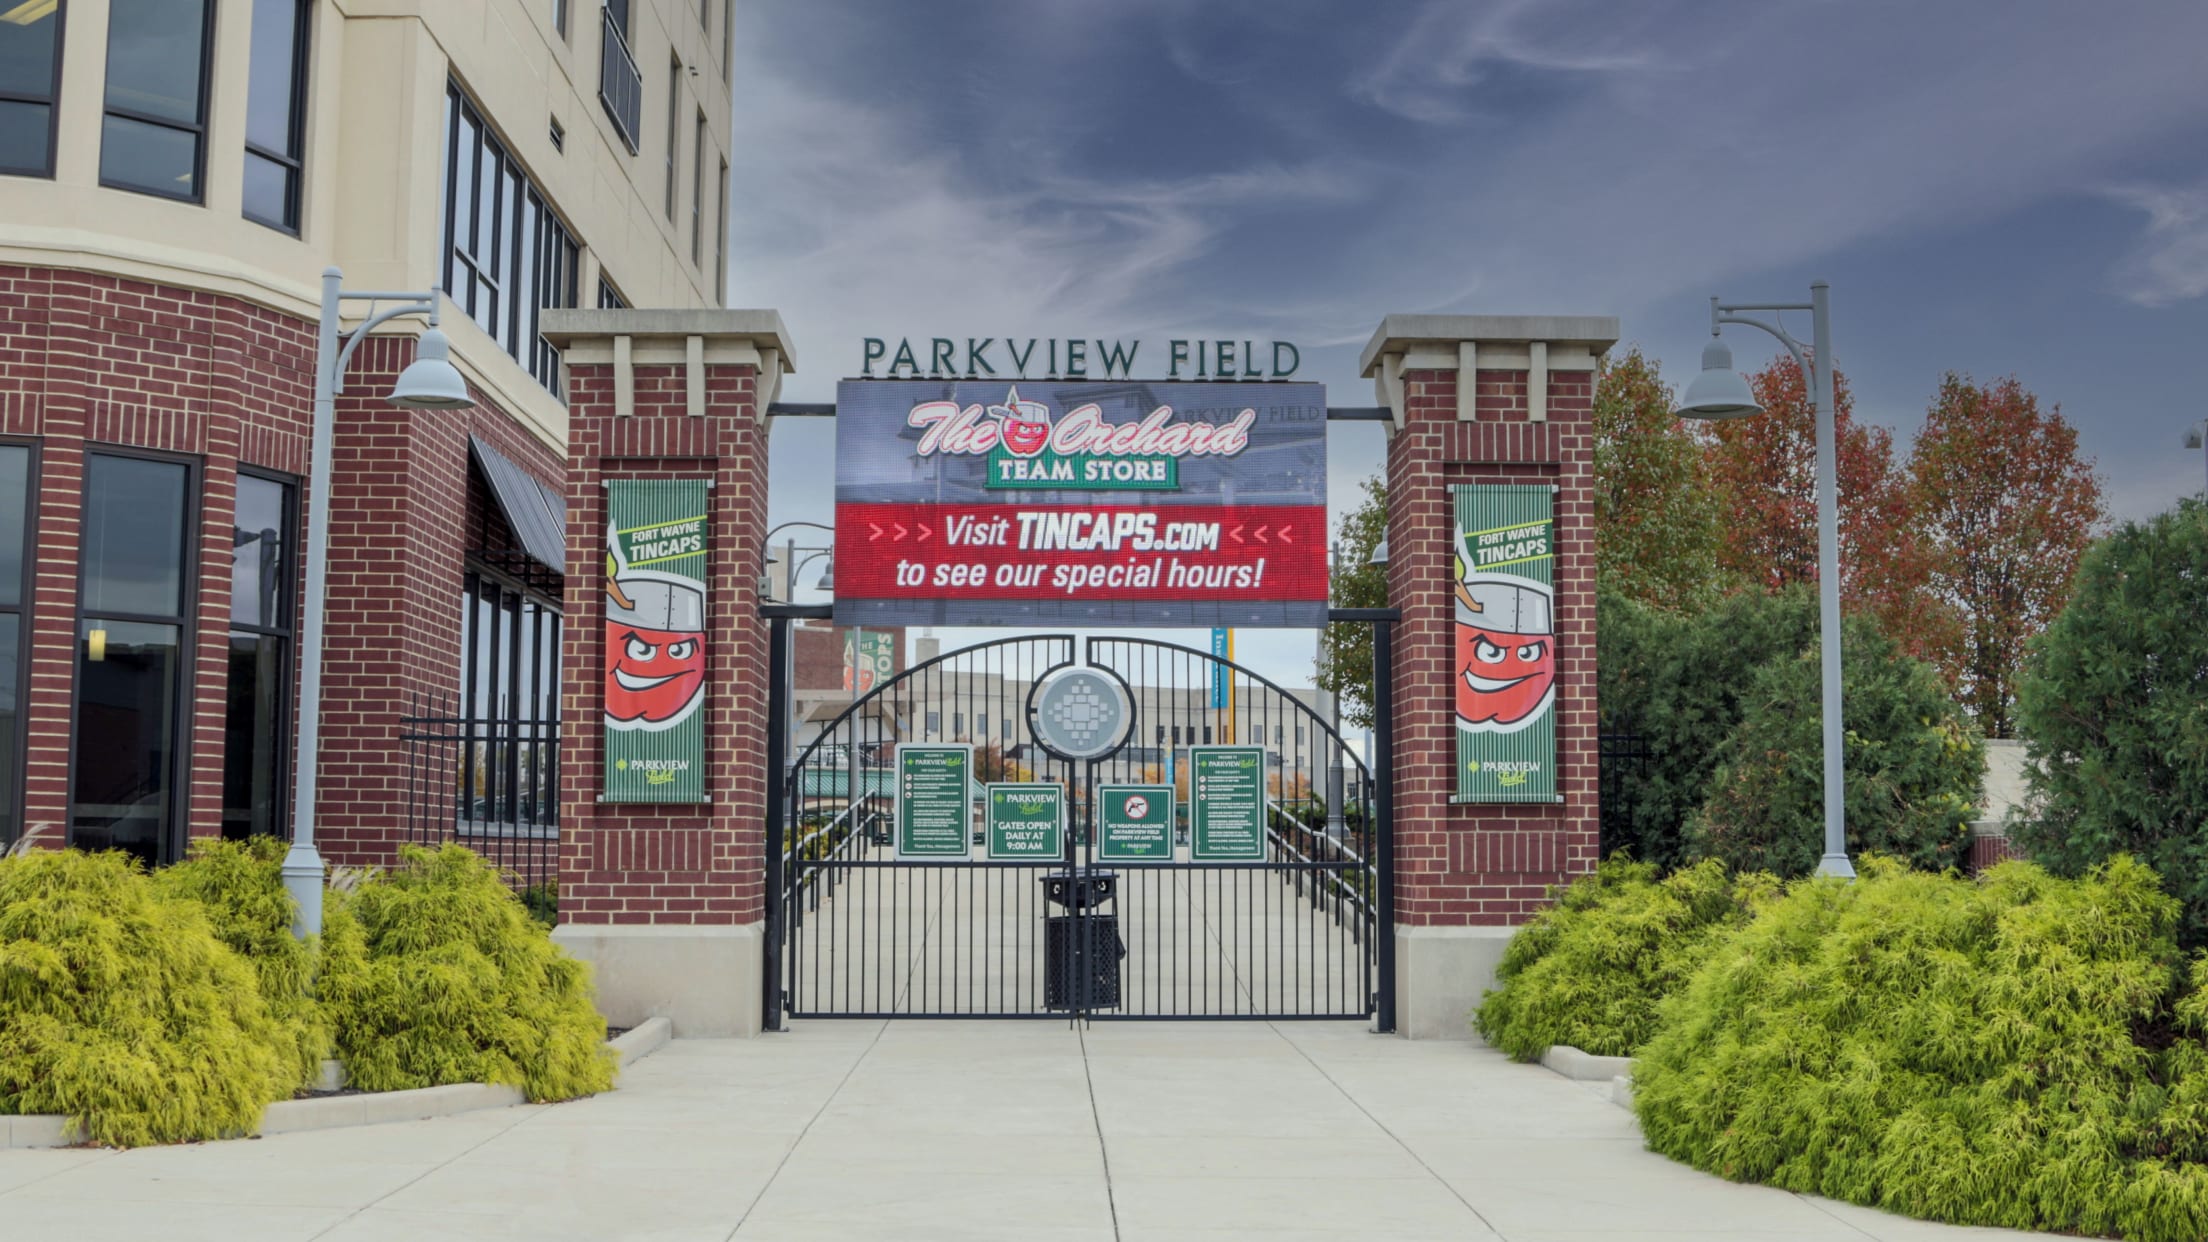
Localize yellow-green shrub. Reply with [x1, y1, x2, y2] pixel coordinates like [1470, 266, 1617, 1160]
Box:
[319, 845, 613, 1102]
[0, 849, 293, 1146]
[1633, 857, 2208, 1241]
[152, 836, 330, 1093]
[1472, 858, 1775, 1059]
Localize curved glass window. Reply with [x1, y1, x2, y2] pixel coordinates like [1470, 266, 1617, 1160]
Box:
[244, 0, 312, 232]
[0, 0, 64, 177]
[101, 0, 213, 201]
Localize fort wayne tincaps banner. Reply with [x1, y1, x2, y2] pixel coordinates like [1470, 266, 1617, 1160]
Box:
[1452, 485, 1557, 804]
[833, 380, 1327, 627]
[603, 480, 709, 803]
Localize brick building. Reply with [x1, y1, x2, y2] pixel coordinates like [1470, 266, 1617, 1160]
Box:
[0, 0, 736, 868]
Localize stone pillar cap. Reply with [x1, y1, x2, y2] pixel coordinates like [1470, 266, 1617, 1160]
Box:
[1359, 315, 1617, 378]
[540, 308, 797, 372]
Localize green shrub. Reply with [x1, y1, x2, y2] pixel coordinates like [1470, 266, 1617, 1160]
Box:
[1633, 857, 2208, 1241]
[152, 837, 330, 1093]
[0, 850, 293, 1146]
[1473, 858, 1774, 1059]
[2014, 497, 2208, 944]
[319, 845, 613, 1102]
[1686, 616, 1981, 877]
[1597, 587, 1819, 866]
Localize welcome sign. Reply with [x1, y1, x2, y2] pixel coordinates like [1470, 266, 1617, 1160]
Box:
[834, 380, 1327, 627]
[603, 479, 709, 803]
[1451, 485, 1558, 804]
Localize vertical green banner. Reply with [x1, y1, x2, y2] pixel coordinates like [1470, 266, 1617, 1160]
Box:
[1451, 485, 1557, 804]
[603, 479, 710, 803]
[1098, 785, 1174, 862]
[1190, 746, 1266, 860]
[897, 744, 973, 858]
[986, 783, 1065, 860]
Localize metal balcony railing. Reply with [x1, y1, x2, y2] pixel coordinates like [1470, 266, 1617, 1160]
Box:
[598, 9, 643, 154]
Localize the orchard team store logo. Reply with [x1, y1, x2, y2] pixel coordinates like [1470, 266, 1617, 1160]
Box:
[907, 386, 1255, 491]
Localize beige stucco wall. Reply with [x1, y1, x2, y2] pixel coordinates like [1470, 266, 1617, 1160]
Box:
[0, 0, 736, 452]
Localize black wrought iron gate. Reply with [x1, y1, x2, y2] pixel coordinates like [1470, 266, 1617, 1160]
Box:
[762, 625, 1394, 1025]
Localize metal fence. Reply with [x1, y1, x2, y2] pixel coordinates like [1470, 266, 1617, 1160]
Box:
[399, 693, 560, 896]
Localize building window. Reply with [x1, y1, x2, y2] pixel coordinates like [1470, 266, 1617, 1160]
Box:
[721, 0, 733, 79]
[952, 712, 964, 738]
[554, 0, 569, 38]
[0, 0, 64, 178]
[715, 156, 729, 304]
[459, 567, 560, 832]
[690, 110, 706, 266]
[597, 275, 627, 309]
[976, 713, 987, 738]
[663, 55, 682, 223]
[597, 0, 640, 151]
[441, 82, 580, 396]
[72, 452, 194, 868]
[548, 116, 564, 152]
[243, 0, 312, 233]
[223, 472, 295, 842]
[0, 443, 30, 847]
[925, 710, 939, 737]
[101, 0, 213, 202]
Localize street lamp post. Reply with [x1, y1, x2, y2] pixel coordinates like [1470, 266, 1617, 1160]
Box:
[1676, 281, 1853, 879]
[2186, 420, 2207, 494]
[286, 268, 474, 937]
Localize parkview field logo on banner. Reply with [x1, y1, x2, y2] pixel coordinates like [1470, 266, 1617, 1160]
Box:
[603, 480, 709, 803]
[834, 380, 1327, 627]
[1452, 484, 1558, 804]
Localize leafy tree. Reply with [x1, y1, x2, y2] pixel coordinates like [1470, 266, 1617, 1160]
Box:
[1593, 348, 1732, 611]
[1315, 475, 1386, 729]
[1703, 357, 1944, 659]
[2013, 498, 2208, 940]
[1687, 615, 1982, 877]
[1907, 373, 2105, 737]
[1596, 586, 1819, 867]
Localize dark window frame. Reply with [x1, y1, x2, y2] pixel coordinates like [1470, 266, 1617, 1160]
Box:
[440, 81, 580, 396]
[67, 444, 200, 866]
[0, 0, 66, 179]
[0, 437, 38, 848]
[554, 0, 570, 39]
[597, 274, 627, 309]
[243, 0, 313, 234]
[458, 562, 562, 837]
[714, 154, 729, 304]
[99, 0, 216, 204]
[663, 53, 680, 222]
[222, 466, 298, 841]
[690, 108, 705, 266]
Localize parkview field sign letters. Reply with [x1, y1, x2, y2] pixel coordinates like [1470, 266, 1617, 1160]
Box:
[834, 380, 1327, 627]
[1451, 484, 1559, 804]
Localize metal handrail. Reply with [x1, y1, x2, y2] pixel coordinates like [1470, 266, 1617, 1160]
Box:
[597, 9, 643, 153]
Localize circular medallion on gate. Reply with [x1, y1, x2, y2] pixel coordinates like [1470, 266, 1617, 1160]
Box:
[1028, 665, 1133, 762]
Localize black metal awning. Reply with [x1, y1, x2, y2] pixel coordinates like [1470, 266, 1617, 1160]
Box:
[468, 435, 567, 574]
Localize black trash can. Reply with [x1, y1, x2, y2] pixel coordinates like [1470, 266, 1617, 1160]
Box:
[1040, 870, 1126, 1011]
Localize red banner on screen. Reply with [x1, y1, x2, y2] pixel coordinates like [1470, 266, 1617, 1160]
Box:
[836, 502, 1329, 604]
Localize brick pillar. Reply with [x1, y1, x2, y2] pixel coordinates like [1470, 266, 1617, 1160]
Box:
[1362, 315, 1618, 1038]
[539, 308, 793, 1038]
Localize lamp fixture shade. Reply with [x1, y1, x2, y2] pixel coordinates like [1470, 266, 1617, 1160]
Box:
[388, 328, 475, 409]
[1368, 535, 1389, 567]
[1675, 337, 1763, 421]
[814, 564, 835, 591]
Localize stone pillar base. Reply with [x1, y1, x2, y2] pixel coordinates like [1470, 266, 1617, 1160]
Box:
[553, 922, 763, 1037]
[1395, 925, 1516, 1040]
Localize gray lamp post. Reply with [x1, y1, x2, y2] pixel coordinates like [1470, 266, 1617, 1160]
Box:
[285, 268, 473, 938]
[1676, 282, 1852, 879]
[2186, 420, 2207, 493]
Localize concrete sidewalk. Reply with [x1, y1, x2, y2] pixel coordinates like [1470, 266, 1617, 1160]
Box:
[0, 1022, 2046, 1241]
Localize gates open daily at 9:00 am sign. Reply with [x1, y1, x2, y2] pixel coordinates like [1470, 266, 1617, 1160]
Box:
[833, 380, 1327, 628]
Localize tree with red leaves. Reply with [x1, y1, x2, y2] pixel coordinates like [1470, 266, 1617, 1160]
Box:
[1702, 357, 1946, 659]
[1906, 374, 2104, 737]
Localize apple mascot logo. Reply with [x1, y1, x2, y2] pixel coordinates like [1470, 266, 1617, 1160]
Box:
[1454, 572, 1556, 734]
[992, 387, 1053, 458]
[604, 530, 706, 732]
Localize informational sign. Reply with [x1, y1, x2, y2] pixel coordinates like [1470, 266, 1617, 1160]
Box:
[1098, 785, 1175, 863]
[985, 783, 1066, 860]
[1451, 485, 1558, 804]
[1189, 746, 1266, 861]
[896, 744, 973, 857]
[842, 628, 895, 694]
[603, 480, 709, 803]
[833, 380, 1328, 628]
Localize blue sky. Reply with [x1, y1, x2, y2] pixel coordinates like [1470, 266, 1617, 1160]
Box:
[735, 0, 2208, 685]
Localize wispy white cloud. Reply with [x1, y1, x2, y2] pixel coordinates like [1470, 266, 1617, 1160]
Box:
[1350, 0, 1669, 124]
[2105, 180, 2208, 307]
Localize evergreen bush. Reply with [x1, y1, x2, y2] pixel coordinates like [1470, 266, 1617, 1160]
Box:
[1686, 616, 1981, 877]
[319, 844, 614, 1102]
[0, 849, 294, 1146]
[152, 837, 330, 1093]
[1633, 857, 2208, 1241]
[2014, 497, 2208, 944]
[1472, 858, 1775, 1059]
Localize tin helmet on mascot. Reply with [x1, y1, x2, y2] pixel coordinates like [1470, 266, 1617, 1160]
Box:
[604, 534, 707, 732]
